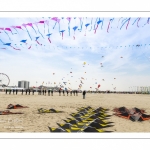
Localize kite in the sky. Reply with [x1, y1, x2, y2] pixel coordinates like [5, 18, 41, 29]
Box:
[66, 17, 71, 36]
[22, 24, 32, 40]
[120, 56, 123, 58]
[3, 43, 20, 50]
[120, 18, 131, 30]
[26, 23, 37, 34]
[98, 84, 100, 88]
[72, 26, 78, 40]
[107, 18, 114, 33]
[35, 37, 42, 45]
[94, 19, 102, 34]
[46, 33, 52, 43]
[84, 23, 90, 36]
[60, 30, 65, 40]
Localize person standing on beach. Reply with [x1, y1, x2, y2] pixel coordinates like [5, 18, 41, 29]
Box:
[51, 89, 53, 96]
[32, 89, 35, 95]
[59, 89, 61, 96]
[76, 90, 78, 96]
[63, 90, 65, 96]
[9, 89, 11, 95]
[82, 90, 86, 99]
[29, 89, 30, 95]
[16, 89, 18, 95]
[21, 89, 23, 95]
[66, 90, 68, 96]
[45, 89, 46, 96]
[70, 90, 72, 96]
[48, 89, 50, 96]
[73, 90, 75, 96]
[13, 89, 15, 95]
[42, 89, 44, 95]
[6, 89, 7, 94]
[25, 89, 28, 95]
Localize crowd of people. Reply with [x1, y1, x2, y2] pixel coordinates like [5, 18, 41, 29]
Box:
[4, 89, 87, 99]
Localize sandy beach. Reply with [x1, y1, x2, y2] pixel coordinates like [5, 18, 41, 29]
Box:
[0, 92, 150, 132]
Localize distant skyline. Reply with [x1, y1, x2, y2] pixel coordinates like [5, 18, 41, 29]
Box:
[0, 17, 150, 91]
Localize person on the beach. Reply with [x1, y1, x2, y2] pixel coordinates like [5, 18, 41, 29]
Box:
[76, 90, 78, 96]
[32, 89, 35, 95]
[6, 89, 7, 94]
[42, 89, 44, 95]
[9, 89, 11, 95]
[21, 89, 23, 95]
[51, 89, 53, 96]
[83, 90, 86, 99]
[48, 89, 50, 96]
[66, 90, 68, 96]
[63, 90, 65, 96]
[25, 89, 28, 95]
[16, 89, 18, 95]
[13, 89, 15, 95]
[59, 89, 61, 96]
[29, 89, 30, 95]
[45, 89, 46, 96]
[73, 90, 75, 96]
[70, 90, 72, 96]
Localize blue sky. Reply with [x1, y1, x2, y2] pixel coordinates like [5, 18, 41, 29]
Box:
[0, 17, 150, 91]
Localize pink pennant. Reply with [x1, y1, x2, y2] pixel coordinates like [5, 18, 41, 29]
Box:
[5, 28, 12, 32]
[39, 21, 45, 23]
[0, 28, 4, 30]
[51, 17, 58, 21]
[16, 26, 22, 29]
[66, 17, 71, 22]
[22, 24, 27, 27]
[26, 23, 33, 27]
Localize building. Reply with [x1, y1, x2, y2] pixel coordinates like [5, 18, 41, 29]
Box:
[18, 81, 29, 89]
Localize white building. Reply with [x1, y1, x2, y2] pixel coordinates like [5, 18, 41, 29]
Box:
[18, 81, 29, 89]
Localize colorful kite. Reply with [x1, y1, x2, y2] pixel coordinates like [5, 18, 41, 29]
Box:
[3, 43, 21, 50]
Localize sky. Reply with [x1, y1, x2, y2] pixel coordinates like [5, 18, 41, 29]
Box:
[0, 17, 150, 91]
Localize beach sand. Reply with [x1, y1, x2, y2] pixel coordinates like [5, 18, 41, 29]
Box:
[0, 92, 150, 132]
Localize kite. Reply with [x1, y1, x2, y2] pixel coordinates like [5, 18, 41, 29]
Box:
[98, 84, 100, 88]
[66, 17, 71, 36]
[78, 17, 83, 32]
[120, 18, 131, 30]
[38, 20, 45, 33]
[94, 19, 102, 34]
[3, 43, 20, 50]
[63, 82, 67, 85]
[0, 28, 12, 41]
[11, 26, 23, 35]
[60, 30, 65, 40]
[33, 22, 44, 39]
[45, 20, 50, 33]
[120, 56, 123, 58]
[84, 23, 90, 36]
[35, 37, 42, 45]
[70, 72, 72, 73]
[51, 17, 60, 30]
[46, 33, 52, 43]
[22, 24, 32, 40]
[107, 18, 114, 33]
[83, 62, 86, 65]
[26, 23, 37, 34]
[114, 78, 116, 79]
[72, 26, 78, 40]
